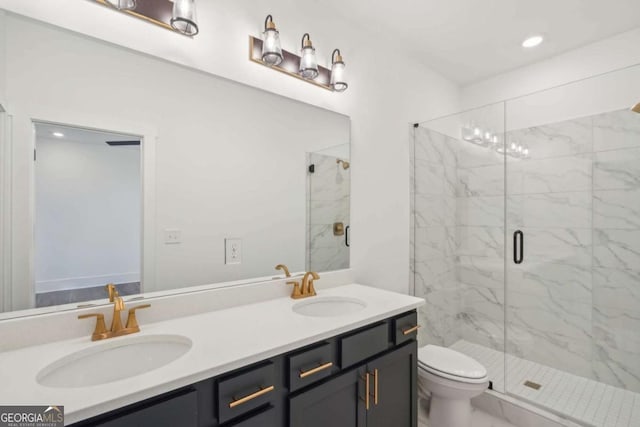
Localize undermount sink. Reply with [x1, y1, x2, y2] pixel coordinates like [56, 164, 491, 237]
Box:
[37, 334, 192, 388]
[293, 296, 366, 317]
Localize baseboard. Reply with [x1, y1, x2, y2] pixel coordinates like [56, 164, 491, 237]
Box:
[472, 390, 587, 427]
[36, 273, 140, 293]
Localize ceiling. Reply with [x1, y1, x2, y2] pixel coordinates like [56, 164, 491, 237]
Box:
[321, 0, 640, 85]
[35, 123, 139, 146]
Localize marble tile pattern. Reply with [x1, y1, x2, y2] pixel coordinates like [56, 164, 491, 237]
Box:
[412, 109, 640, 403]
[413, 127, 460, 347]
[307, 153, 350, 272]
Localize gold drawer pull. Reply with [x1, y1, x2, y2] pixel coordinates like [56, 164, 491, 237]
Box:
[402, 325, 421, 335]
[229, 385, 275, 409]
[299, 362, 333, 379]
[373, 369, 379, 405]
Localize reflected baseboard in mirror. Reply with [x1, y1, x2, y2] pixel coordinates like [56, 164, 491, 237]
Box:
[0, 13, 350, 319]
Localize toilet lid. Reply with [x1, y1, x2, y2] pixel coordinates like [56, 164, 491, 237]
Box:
[418, 345, 487, 380]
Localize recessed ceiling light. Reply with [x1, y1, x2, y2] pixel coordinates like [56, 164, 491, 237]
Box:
[522, 35, 544, 48]
[52, 132, 64, 138]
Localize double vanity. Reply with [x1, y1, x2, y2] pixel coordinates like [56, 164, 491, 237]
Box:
[0, 282, 424, 426]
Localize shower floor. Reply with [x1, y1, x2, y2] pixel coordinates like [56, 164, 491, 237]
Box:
[451, 340, 640, 427]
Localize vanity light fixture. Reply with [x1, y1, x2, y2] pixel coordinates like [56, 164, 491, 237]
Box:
[104, 0, 136, 10]
[171, 0, 199, 36]
[522, 35, 543, 48]
[330, 49, 348, 92]
[299, 33, 319, 80]
[261, 15, 283, 66]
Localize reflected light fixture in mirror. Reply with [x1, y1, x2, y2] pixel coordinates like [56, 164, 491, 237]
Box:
[104, 0, 136, 11]
[171, 0, 199, 36]
[262, 15, 283, 66]
[330, 49, 348, 92]
[299, 33, 319, 80]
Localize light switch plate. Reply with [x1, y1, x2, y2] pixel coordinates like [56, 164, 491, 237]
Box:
[164, 229, 181, 244]
[225, 238, 242, 265]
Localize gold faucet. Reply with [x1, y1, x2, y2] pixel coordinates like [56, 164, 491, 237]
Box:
[78, 284, 151, 341]
[302, 272, 319, 297]
[287, 271, 319, 299]
[275, 264, 291, 277]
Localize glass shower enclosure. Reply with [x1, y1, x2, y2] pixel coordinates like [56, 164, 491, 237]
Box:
[412, 64, 640, 426]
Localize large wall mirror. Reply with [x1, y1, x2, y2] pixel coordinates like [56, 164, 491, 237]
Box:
[0, 13, 350, 318]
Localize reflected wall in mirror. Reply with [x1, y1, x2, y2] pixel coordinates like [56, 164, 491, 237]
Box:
[0, 12, 350, 317]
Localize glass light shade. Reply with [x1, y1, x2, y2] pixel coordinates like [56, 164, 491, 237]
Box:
[104, 0, 136, 10]
[330, 62, 348, 92]
[171, 0, 198, 36]
[299, 46, 319, 80]
[262, 29, 283, 66]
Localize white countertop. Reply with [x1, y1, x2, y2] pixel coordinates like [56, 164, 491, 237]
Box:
[0, 284, 424, 425]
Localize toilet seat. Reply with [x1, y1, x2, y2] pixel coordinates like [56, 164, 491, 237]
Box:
[418, 345, 488, 384]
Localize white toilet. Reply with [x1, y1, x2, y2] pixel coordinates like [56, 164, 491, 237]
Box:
[418, 345, 489, 427]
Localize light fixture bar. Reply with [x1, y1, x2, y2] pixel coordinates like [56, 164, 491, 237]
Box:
[249, 36, 333, 91]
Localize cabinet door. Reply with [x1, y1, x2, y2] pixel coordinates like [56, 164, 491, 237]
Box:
[289, 368, 366, 427]
[93, 390, 198, 427]
[366, 342, 417, 427]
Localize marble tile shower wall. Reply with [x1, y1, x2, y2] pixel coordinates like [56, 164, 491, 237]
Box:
[413, 127, 460, 347]
[507, 109, 640, 393]
[307, 152, 350, 272]
[412, 108, 640, 394]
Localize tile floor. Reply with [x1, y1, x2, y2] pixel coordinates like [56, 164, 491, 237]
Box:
[418, 407, 518, 427]
[451, 340, 640, 427]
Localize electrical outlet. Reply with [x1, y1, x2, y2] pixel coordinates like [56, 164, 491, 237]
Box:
[164, 229, 181, 244]
[225, 238, 242, 265]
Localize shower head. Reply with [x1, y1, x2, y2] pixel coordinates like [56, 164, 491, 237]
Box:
[336, 159, 350, 170]
[632, 103, 640, 114]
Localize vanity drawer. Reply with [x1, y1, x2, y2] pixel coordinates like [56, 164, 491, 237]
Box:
[218, 362, 276, 424]
[340, 322, 389, 368]
[227, 406, 276, 427]
[393, 311, 419, 345]
[288, 342, 335, 392]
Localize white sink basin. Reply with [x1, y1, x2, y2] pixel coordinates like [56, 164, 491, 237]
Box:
[293, 296, 366, 317]
[37, 334, 192, 388]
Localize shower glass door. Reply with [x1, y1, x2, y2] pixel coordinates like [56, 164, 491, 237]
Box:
[411, 102, 507, 392]
[504, 64, 640, 425]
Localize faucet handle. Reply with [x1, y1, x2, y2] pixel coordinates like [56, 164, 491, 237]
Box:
[287, 281, 302, 299]
[125, 304, 151, 333]
[78, 313, 109, 341]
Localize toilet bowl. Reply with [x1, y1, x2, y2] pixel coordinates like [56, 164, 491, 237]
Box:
[418, 345, 489, 427]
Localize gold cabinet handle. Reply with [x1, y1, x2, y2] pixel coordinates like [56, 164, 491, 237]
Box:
[229, 385, 275, 409]
[363, 372, 370, 410]
[373, 369, 379, 405]
[402, 325, 421, 335]
[299, 362, 333, 379]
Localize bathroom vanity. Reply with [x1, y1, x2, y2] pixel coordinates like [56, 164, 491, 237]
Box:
[71, 310, 418, 427]
[0, 283, 424, 427]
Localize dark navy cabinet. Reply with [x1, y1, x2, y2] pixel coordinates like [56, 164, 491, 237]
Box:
[70, 310, 418, 427]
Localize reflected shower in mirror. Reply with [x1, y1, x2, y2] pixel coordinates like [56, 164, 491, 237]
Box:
[307, 144, 351, 272]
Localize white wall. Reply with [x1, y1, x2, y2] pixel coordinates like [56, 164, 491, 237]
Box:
[35, 136, 140, 292]
[462, 28, 640, 111]
[0, 1, 461, 299]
